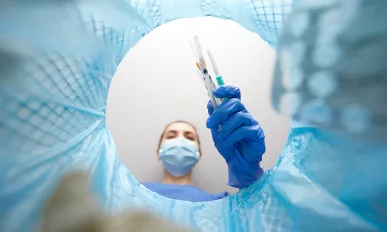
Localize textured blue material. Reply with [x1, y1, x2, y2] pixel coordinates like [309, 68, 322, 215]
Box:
[0, 0, 386, 232]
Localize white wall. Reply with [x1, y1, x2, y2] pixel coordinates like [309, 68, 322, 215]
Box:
[106, 17, 291, 194]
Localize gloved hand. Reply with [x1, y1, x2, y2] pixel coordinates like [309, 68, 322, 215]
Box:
[206, 85, 266, 189]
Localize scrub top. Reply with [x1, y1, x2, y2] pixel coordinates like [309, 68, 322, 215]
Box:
[143, 182, 229, 202]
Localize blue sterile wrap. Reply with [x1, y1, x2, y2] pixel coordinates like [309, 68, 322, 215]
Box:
[0, 0, 386, 231]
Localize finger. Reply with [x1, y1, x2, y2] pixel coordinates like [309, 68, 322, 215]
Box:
[207, 100, 214, 116]
[206, 98, 246, 129]
[222, 123, 263, 147]
[209, 126, 219, 142]
[213, 85, 241, 100]
[218, 112, 255, 141]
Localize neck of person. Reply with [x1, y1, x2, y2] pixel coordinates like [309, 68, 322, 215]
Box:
[161, 170, 193, 185]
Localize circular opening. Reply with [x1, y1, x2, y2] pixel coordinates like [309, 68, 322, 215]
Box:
[107, 17, 291, 199]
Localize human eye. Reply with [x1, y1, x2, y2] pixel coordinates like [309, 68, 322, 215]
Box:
[165, 131, 177, 139]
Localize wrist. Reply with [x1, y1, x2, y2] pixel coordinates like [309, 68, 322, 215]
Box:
[226, 149, 264, 189]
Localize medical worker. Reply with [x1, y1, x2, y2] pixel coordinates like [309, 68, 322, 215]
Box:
[143, 85, 266, 202]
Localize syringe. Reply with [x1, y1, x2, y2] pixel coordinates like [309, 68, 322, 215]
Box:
[196, 63, 222, 108]
[193, 36, 222, 109]
[207, 49, 225, 86]
[207, 49, 227, 102]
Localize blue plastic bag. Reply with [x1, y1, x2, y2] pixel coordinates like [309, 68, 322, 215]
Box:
[0, 0, 386, 231]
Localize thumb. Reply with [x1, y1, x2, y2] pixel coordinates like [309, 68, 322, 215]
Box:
[213, 85, 241, 100]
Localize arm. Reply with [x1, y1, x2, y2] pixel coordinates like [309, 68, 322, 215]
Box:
[206, 86, 266, 189]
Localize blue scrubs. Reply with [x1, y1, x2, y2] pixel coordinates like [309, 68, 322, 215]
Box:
[143, 183, 229, 202]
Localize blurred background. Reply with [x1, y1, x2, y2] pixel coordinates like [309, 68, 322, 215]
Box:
[107, 17, 291, 194]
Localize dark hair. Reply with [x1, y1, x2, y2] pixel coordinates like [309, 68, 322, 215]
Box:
[157, 120, 201, 152]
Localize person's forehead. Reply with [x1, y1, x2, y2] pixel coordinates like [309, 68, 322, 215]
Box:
[165, 122, 196, 133]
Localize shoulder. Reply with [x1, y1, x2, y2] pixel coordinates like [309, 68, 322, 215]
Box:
[212, 191, 229, 199]
[188, 186, 229, 200]
[142, 182, 229, 201]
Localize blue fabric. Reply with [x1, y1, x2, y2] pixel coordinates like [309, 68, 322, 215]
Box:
[0, 0, 386, 232]
[207, 86, 265, 189]
[143, 183, 228, 202]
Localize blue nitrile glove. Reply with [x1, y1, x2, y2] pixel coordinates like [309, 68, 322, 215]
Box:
[206, 85, 266, 189]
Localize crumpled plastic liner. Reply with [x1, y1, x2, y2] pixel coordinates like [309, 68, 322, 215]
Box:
[0, 0, 386, 231]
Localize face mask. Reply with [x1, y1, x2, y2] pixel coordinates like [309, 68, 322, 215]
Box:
[158, 137, 200, 177]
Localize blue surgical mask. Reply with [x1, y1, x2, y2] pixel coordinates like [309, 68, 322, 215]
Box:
[158, 137, 200, 177]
